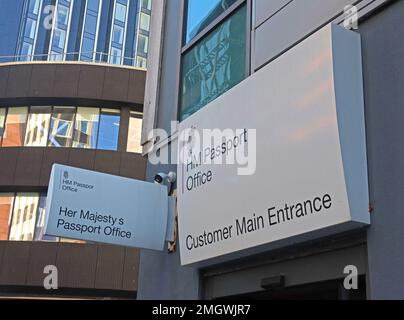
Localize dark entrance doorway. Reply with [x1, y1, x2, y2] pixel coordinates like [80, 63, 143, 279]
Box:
[217, 276, 366, 300]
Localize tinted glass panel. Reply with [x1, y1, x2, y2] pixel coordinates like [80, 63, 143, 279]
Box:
[127, 112, 143, 153]
[115, 3, 127, 22]
[97, 109, 120, 151]
[73, 107, 99, 149]
[1, 107, 28, 147]
[0, 193, 14, 240]
[180, 5, 246, 120]
[184, 0, 238, 44]
[8, 193, 39, 241]
[48, 107, 75, 147]
[34, 193, 58, 241]
[24, 106, 51, 147]
[0, 108, 5, 143]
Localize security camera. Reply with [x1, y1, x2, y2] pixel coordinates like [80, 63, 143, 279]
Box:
[154, 172, 177, 195]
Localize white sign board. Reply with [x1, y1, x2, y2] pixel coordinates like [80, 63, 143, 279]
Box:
[177, 24, 370, 265]
[45, 164, 168, 251]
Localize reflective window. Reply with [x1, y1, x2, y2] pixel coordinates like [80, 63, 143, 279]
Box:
[48, 107, 75, 147]
[9, 193, 39, 241]
[180, 5, 246, 120]
[113, 25, 124, 44]
[34, 193, 58, 241]
[1, 107, 28, 147]
[80, 0, 101, 62]
[115, 3, 127, 23]
[0, 191, 85, 243]
[97, 109, 120, 151]
[139, 12, 150, 32]
[24, 106, 51, 147]
[0, 108, 6, 144]
[184, 0, 239, 44]
[28, 0, 41, 15]
[141, 0, 152, 11]
[57, 5, 69, 26]
[136, 56, 147, 68]
[110, 47, 122, 65]
[1, 106, 124, 151]
[0, 194, 14, 240]
[137, 34, 149, 56]
[48, 0, 73, 61]
[17, 0, 42, 61]
[127, 111, 143, 153]
[53, 28, 66, 49]
[73, 107, 99, 149]
[109, 0, 128, 65]
[25, 18, 37, 39]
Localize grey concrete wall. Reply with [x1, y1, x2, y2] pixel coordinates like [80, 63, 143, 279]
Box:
[360, 0, 404, 299]
[253, 0, 372, 70]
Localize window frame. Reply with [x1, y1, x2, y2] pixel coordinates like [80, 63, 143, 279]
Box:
[177, 0, 252, 121]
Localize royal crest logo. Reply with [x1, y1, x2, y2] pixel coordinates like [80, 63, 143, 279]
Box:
[63, 171, 69, 180]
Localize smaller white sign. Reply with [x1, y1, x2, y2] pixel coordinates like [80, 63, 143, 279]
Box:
[45, 164, 168, 251]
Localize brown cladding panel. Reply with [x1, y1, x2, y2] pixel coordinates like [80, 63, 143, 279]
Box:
[39, 148, 71, 186]
[56, 243, 98, 289]
[29, 64, 57, 98]
[53, 64, 81, 97]
[94, 150, 121, 175]
[127, 69, 146, 105]
[5, 65, 32, 98]
[0, 66, 10, 99]
[14, 148, 44, 186]
[0, 242, 5, 269]
[0, 241, 31, 285]
[102, 67, 130, 102]
[122, 248, 140, 291]
[94, 245, 125, 290]
[68, 148, 95, 171]
[25, 242, 58, 286]
[0, 148, 19, 186]
[77, 65, 105, 100]
[120, 153, 147, 180]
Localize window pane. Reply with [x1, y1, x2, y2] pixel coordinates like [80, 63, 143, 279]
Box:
[25, 18, 37, 39]
[139, 12, 150, 32]
[73, 107, 99, 149]
[0, 108, 6, 143]
[112, 25, 124, 44]
[184, 0, 238, 44]
[24, 106, 51, 147]
[57, 5, 69, 26]
[115, 3, 127, 23]
[48, 107, 75, 147]
[87, 0, 100, 12]
[84, 14, 98, 34]
[28, 0, 41, 15]
[126, 112, 143, 153]
[21, 42, 33, 61]
[180, 5, 246, 121]
[110, 47, 122, 64]
[53, 28, 66, 49]
[97, 109, 120, 151]
[34, 192, 58, 241]
[9, 193, 39, 241]
[136, 56, 147, 68]
[141, 0, 152, 11]
[137, 34, 149, 55]
[0, 193, 14, 241]
[2, 107, 28, 147]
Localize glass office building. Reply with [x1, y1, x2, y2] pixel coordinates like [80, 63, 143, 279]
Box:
[0, 0, 149, 299]
[0, 0, 152, 67]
